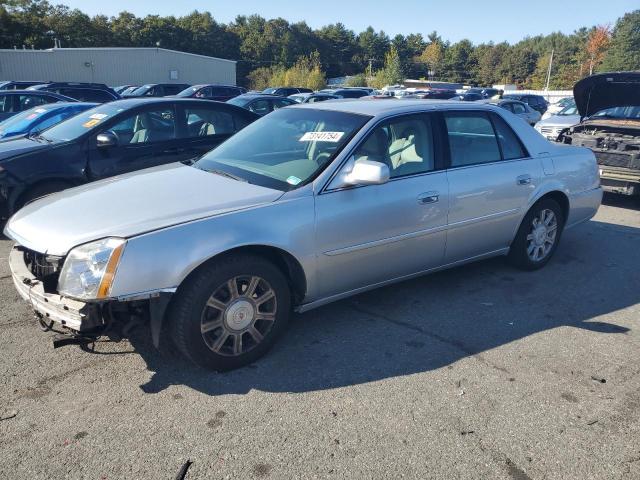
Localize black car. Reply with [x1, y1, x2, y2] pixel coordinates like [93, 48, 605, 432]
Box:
[0, 98, 259, 216]
[176, 84, 246, 102]
[28, 82, 120, 103]
[466, 87, 501, 99]
[262, 87, 313, 97]
[450, 92, 484, 102]
[330, 88, 370, 99]
[0, 81, 48, 91]
[0, 90, 77, 121]
[123, 84, 191, 98]
[227, 94, 297, 116]
[502, 93, 548, 114]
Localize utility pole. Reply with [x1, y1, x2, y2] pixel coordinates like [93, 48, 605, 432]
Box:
[544, 49, 554, 90]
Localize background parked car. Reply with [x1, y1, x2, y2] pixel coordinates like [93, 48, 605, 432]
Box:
[450, 92, 484, 102]
[176, 84, 246, 102]
[534, 104, 580, 141]
[0, 102, 96, 141]
[325, 88, 370, 99]
[502, 93, 548, 115]
[0, 81, 47, 90]
[542, 96, 575, 120]
[484, 99, 541, 125]
[262, 87, 313, 96]
[28, 82, 120, 103]
[120, 86, 139, 96]
[227, 93, 297, 116]
[466, 87, 502, 99]
[113, 85, 138, 95]
[289, 92, 340, 103]
[123, 83, 191, 98]
[0, 98, 259, 216]
[0, 90, 77, 121]
[404, 89, 459, 100]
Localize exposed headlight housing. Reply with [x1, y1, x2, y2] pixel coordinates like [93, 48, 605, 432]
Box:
[58, 238, 126, 300]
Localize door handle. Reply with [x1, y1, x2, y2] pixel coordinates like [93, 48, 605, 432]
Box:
[417, 191, 439, 204]
[517, 174, 532, 186]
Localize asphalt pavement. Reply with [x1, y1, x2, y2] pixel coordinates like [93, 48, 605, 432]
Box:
[0, 194, 639, 479]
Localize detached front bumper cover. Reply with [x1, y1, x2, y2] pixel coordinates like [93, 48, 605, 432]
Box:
[9, 246, 97, 331]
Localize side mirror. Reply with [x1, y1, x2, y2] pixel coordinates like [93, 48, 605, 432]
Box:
[343, 160, 390, 186]
[96, 132, 117, 148]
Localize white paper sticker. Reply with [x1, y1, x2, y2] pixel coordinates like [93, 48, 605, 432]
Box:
[286, 176, 302, 185]
[89, 113, 108, 120]
[299, 131, 344, 142]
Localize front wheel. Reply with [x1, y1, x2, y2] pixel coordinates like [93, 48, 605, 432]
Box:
[508, 198, 564, 270]
[169, 254, 291, 371]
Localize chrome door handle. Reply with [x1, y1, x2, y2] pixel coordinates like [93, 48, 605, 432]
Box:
[517, 174, 532, 185]
[418, 191, 439, 204]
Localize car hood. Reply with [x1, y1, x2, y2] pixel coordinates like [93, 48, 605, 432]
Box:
[0, 137, 49, 161]
[4, 162, 284, 256]
[574, 72, 640, 118]
[538, 114, 581, 128]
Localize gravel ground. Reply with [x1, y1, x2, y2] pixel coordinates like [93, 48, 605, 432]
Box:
[0, 193, 639, 480]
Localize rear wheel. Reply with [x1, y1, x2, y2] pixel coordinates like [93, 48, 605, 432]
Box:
[170, 254, 291, 371]
[509, 198, 564, 270]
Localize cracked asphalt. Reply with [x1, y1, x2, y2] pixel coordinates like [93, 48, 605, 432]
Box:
[1, 193, 639, 479]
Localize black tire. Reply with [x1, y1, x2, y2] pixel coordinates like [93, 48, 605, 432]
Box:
[15, 181, 72, 212]
[169, 254, 291, 371]
[508, 198, 564, 271]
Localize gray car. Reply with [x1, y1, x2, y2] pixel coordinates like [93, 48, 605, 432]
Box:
[534, 104, 581, 142]
[482, 99, 541, 125]
[5, 100, 602, 371]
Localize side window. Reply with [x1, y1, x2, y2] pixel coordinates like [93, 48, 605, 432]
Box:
[490, 113, 527, 160]
[273, 99, 293, 109]
[164, 85, 182, 96]
[106, 107, 176, 145]
[445, 112, 501, 167]
[182, 107, 235, 138]
[352, 114, 436, 179]
[75, 89, 112, 103]
[197, 87, 214, 98]
[501, 103, 514, 113]
[248, 100, 271, 115]
[18, 94, 48, 111]
[511, 103, 526, 114]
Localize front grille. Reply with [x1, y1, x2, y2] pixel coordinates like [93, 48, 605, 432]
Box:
[22, 248, 63, 293]
[540, 127, 557, 135]
[595, 151, 640, 170]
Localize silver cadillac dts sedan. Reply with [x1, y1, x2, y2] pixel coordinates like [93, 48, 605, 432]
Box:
[5, 100, 602, 370]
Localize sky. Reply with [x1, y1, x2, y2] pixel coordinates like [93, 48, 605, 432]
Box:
[58, 0, 638, 44]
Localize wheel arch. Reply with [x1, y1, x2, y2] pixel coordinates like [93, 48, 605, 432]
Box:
[511, 188, 570, 243]
[12, 177, 78, 212]
[180, 244, 308, 306]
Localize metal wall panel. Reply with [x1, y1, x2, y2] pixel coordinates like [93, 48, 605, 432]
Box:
[0, 48, 236, 86]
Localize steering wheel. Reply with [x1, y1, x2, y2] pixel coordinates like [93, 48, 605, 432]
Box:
[313, 151, 332, 166]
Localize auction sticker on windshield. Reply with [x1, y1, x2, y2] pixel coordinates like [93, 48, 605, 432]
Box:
[299, 131, 344, 142]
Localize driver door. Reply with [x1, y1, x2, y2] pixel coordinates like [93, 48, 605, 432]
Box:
[87, 105, 179, 180]
[314, 113, 449, 299]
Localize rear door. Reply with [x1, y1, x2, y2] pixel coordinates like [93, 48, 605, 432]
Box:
[444, 110, 542, 262]
[87, 104, 180, 179]
[175, 103, 255, 161]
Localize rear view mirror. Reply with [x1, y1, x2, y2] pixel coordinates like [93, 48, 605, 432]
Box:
[344, 159, 390, 186]
[96, 132, 118, 148]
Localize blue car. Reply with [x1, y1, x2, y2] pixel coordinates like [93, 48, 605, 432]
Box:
[0, 102, 97, 141]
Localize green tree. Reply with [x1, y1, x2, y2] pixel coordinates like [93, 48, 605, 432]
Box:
[602, 10, 640, 71]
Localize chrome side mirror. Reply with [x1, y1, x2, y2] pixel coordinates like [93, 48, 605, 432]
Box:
[96, 132, 118, 148]
[343, 159, 390, 186]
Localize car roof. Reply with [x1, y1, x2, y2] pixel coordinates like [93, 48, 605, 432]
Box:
[96, 97, 256, 109]
[292, 98, 508, 117]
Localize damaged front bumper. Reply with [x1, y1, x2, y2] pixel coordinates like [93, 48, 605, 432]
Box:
[9, 246, 103, 332]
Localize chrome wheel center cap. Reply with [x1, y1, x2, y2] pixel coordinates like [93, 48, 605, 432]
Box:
[225, 300, 254, 331]
[533, 225, 547, 246]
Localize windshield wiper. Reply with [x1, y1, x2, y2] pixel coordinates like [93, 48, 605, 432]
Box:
[28, 133, 53, 143]
[209, 169, 247, 183]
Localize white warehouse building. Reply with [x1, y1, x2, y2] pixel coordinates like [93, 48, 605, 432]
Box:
[0, 47, 236, 86]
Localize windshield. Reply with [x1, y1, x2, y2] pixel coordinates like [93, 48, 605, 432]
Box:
[177, 86, 201, 97]
[128, 85, 153, 96]
[40, 103, 125, 142]
[262, 88, 277, 94]
[227, 96, 249, 107]
[194, 108, 370, 190]
[590, 106, 640, 120]
[558, 105, 579, 116]
[0, 105, 58, 135]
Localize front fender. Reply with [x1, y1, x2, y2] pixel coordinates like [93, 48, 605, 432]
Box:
[109, 195, 317, 301]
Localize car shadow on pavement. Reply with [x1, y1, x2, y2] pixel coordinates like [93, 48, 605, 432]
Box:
[127, 217, 637, 395]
